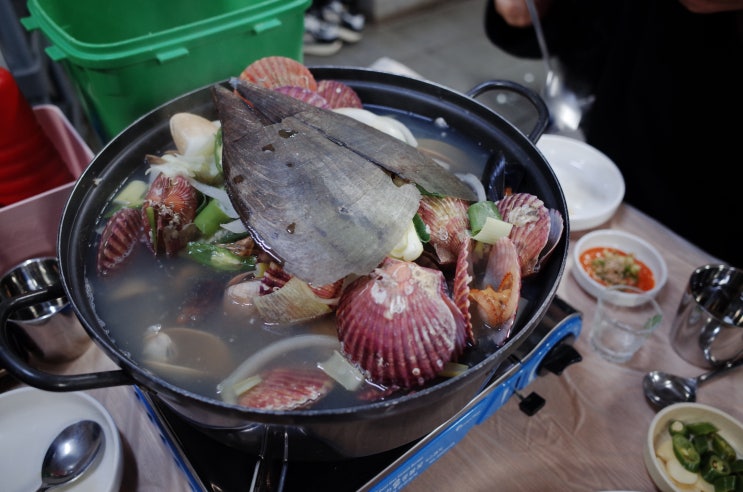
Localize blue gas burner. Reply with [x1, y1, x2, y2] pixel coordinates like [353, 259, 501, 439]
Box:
[135, 296, 582, 492]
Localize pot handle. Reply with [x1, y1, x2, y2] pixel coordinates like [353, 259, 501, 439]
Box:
[466, 80, 549, 143]
[0, 285, 134, 391]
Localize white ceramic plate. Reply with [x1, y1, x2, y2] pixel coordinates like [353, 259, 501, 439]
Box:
[537, 134, 625, 231]
[572, 229, 668, 306]
[0, 386, 122, 492]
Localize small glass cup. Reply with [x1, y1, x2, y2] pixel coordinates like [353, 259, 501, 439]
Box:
[590, 285, 663, 363]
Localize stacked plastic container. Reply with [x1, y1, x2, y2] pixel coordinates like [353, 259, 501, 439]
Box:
[21, 0, 311, 141]
[0, 68, 94, 277]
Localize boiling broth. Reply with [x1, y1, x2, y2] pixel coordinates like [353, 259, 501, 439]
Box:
[88, 107, 495, 410]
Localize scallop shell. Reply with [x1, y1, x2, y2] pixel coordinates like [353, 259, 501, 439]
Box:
[335, 257, 463, 388]
[235, 367, 334, 411]
[273, 86, 330, 108]
[417, 195, 471, 265]
[239, 56, 318, 91]
[452, 236, 475, 346]
[142, 173, 201, 255]
[497, 193, 550, 276]
[317, 79, 363, 109]
[96, 207, 143, 276]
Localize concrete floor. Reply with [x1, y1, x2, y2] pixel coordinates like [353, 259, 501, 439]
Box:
[304, 0, 547, 135]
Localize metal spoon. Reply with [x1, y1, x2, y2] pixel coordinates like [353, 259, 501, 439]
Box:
[643, 357, 743, 409]
[37, 419, 104, 491]
[524, 0, 585, 131]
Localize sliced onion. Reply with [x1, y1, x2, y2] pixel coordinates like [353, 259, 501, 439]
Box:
[456, 172, 486, 203]
[219, 334, 340, 404]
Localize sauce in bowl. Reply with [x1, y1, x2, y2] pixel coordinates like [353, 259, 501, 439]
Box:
[579, 246, 655, 291]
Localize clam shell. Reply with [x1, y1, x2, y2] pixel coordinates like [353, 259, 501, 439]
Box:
[469, 236, 521, 330]
[336, 257, 462, 388]
[142, 326, 234, 383]
[96, 207, 143, 276]
[497, 193, 550, 277]
[417, 195, 470, 265]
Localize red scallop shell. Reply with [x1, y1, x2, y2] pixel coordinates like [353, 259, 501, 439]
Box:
[496, 193, 550, 277]
[142, 173, 201, 255]
[273, 86, 330, 108]
[317, 80, 363, 109]
[96, 207, 143, 276]
[453, 236, 475, 346]
[236, 367, 333, 411]
[239, 56, 318, 91]
[336, 257, 464, 388]
[417, 195, 471, 265]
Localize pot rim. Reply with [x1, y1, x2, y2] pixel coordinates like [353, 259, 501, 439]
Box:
[50, 67, 566, 420]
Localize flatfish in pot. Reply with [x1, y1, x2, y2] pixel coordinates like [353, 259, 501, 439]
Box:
[213, 80, 477, 286]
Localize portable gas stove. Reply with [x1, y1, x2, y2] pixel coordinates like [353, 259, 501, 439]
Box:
[135, 296, 582, 492]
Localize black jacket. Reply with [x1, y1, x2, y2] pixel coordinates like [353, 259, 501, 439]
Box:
[485, 0, 743, 267]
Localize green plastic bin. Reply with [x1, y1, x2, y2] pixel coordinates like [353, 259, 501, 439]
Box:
[22, 0, 311, 141]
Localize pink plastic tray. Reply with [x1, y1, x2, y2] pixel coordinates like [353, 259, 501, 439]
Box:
[0, 105, 94, 276]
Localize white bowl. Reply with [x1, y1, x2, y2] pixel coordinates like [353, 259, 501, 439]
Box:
[644, 402, 743, 492]
[537, 134, 625, 231]
[572, 229, 668, 306]
[0, 386, 123, 492]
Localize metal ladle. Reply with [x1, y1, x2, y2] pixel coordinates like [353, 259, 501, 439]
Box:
[524, 0, 584, 132]
[36, 420, 104, 491]
[642, 357, 743, 410]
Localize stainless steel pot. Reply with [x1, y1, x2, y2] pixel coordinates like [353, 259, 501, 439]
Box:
[0, 67, 567, 460]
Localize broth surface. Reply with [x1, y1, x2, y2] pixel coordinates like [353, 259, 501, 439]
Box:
[89, 108, 497, 410]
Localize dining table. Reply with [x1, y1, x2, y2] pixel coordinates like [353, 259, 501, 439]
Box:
[4, 199, 741, 492]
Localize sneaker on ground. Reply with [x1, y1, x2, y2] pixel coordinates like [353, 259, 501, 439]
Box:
[303, 12, 343, 56]
[321, 1, 365, 44]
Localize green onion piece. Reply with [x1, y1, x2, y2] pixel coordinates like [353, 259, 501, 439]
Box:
[471, 216, 513, 244]
[113, 179, 148, 208]
[214, 127, 223, 173]
[317, 350, 365, 391]
[437, 361, 469, 378]
[145, 206, 157, 251]
[232, 375, 262, 398]
[194, 198, 231, 237]
[412, 213, 430, 243]
[185, 242, 256, 272]
[468, 201, 502, 235]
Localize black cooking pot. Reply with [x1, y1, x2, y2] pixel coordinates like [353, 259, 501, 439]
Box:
[0, 67, 567, 460]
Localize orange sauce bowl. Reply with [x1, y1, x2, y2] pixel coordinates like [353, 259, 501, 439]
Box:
[572, 229, 668, 306]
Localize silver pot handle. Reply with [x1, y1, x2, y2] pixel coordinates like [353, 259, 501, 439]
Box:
[466, 80, 550, 143]
[0, 286, 133, 391]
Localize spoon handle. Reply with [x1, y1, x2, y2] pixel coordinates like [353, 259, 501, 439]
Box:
[524, 0, 554, 76]
[697, 356, 743, 386]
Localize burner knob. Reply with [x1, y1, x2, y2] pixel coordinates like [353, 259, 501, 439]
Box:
[538, 340, 582, 376]
[515, 391, 545, 416]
